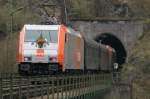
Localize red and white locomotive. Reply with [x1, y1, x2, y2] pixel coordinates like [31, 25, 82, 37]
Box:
[18, 24, 117, 75]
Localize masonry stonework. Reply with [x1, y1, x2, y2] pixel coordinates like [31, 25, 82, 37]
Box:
[71, 21, 143, 54]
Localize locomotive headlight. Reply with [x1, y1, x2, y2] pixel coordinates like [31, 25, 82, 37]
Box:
[49, 56, 57, 62]
[24, 56, 32, 61]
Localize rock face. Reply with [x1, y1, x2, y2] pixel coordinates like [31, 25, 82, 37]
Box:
[67, 0, 129, 18]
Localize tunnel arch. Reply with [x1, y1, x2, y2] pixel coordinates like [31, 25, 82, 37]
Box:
[95, 33, 127, 66]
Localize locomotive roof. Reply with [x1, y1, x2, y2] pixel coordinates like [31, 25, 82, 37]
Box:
[24, 24, 60, 30]
[23, 24, 82, 38]
[66, 27, 82, 37]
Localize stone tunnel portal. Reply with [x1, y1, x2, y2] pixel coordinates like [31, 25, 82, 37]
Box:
[95, 33, 127, 66]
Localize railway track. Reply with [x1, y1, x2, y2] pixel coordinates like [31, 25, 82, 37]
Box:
[0, 73, 113, 99]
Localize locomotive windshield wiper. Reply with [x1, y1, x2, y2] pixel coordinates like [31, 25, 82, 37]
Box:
[25, 40, 35, 42]
[49, 32, 52, 43]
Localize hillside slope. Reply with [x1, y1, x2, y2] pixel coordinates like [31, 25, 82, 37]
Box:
[122, 32, 150, 99]
[104, 31, 150, 99]
[0, 0, 150, 36]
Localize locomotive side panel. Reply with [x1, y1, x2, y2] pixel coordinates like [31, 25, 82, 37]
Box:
[99, 45, 107, 71]
[107, 46, 114, 71]
[64, 31, 84, 70]
[84, 39, 100, 70]
[18, 27, 25, 64]
[99, 45, 114, 71]
[58, 24, 67, 67]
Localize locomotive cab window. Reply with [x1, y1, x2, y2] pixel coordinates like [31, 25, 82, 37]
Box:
[25, 30, 58, 43]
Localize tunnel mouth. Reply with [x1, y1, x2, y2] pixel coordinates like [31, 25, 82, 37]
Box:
[95, 33, 127, 66]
